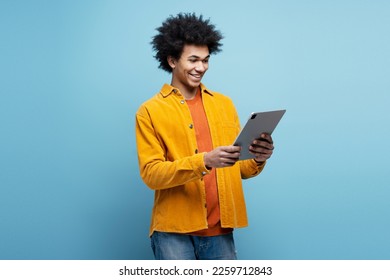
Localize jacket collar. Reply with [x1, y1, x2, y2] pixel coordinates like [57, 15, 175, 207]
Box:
[160, 83, 213, 98]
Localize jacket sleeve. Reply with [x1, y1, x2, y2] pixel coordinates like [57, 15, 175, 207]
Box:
[135, 108, 210, 190]
[239, 159, 266, 179]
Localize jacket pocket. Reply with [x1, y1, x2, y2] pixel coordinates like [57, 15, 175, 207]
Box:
[221, 121, 239, 145]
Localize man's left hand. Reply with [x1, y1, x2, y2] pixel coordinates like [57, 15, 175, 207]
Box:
[249, 133, 274, 163]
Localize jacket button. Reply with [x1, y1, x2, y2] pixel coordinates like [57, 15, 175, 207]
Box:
[189, 124, 193, 129]
[195, 149, 198, 154]
[180, 100, 185, 104]
[202, 171, 207, 176]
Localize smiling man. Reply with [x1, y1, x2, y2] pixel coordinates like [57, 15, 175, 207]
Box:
[135, 13, 275, 260]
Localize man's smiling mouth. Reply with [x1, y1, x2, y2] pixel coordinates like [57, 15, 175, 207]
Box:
[189, 73, 202, 79]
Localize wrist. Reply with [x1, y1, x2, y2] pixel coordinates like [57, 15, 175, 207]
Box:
[254, 158, 265, 165]
[204, 152, 212, 170]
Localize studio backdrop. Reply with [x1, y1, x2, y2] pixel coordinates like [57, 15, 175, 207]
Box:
[1, 0, 389, 260]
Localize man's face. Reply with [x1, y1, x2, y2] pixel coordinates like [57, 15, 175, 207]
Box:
[170, 44, 210, 91]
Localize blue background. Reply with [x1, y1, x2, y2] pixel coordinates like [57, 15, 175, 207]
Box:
[1, 0, 389, 260]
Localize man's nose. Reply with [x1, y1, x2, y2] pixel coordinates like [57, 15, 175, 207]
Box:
[195, 61, 207, 72]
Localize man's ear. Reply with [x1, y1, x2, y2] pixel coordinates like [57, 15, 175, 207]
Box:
[167, 56, 176, 69]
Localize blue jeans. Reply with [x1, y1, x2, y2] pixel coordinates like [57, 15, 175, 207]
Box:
[151, 231, 237, 260]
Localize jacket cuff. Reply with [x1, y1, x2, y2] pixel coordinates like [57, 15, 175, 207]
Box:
[192, 152, 210, 177]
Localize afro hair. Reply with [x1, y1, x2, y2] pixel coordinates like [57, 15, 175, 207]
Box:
[151, 13, 224, 73]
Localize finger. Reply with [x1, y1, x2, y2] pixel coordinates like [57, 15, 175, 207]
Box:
[224, 160, 237, 166]
[224, 153, 240, 162]
[250, 146, 273, 158]
[255, 150, 272, 157]
[251, 140, 274, 151]
[224, 145, 241, 153]
[260, 133, 273, 144]
[221, 147, 241, 159]
[255, 150, 272, 160]
[219, 158, 237, 167]
[255, 155, 268, 162]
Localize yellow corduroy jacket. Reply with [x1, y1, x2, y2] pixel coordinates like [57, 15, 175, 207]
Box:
[135, 83, 265, 235]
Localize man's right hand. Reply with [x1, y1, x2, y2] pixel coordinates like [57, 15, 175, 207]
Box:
[204, 145, 241, 168]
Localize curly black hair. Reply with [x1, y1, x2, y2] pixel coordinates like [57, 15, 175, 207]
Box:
[151, 13, 224, 73]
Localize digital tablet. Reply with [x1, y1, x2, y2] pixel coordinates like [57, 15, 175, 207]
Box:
[233, 109, 286, 160]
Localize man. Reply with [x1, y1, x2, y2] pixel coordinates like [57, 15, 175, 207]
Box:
[135, 13, 275, 260]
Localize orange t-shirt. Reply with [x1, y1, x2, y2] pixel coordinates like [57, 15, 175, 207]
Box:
[186, 88, 232, 236]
